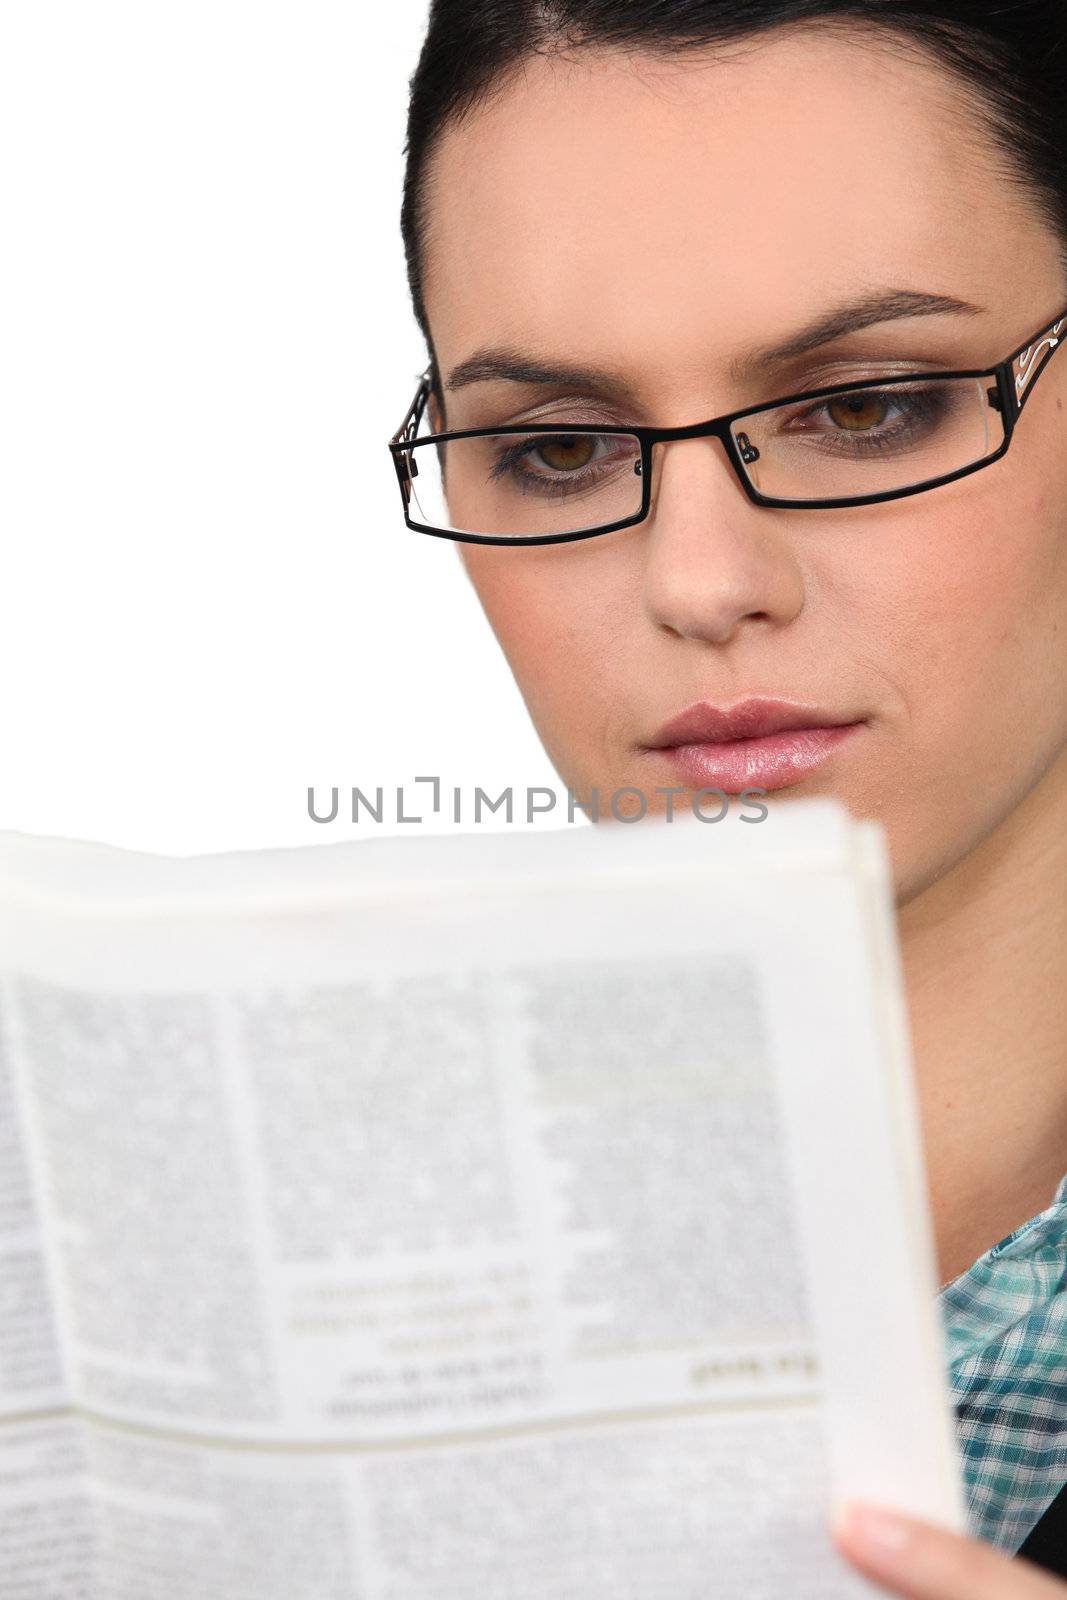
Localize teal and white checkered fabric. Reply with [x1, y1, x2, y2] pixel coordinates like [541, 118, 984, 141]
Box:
[940, 1171, 1067, 1552]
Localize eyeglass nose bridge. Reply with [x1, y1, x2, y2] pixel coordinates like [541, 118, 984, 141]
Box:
[636, 417, 756, 498]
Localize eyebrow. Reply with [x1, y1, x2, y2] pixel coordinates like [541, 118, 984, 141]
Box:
[737, 289, 984, 374]
[443, 288, 985, 397]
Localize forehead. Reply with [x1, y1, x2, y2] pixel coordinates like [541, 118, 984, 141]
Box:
[420, 27, 1050, 389]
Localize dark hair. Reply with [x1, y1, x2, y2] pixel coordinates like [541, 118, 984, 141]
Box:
[400, 0, 1067, 367]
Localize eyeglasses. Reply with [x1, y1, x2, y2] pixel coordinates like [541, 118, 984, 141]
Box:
[388, 305, 1066, 546]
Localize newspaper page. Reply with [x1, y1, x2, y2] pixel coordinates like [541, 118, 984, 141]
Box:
[0, 804, 964, 1598]
[0, 1001, 92, 1597]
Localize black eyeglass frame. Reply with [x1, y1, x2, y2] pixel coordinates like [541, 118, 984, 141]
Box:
[388, 305, 1067, 546]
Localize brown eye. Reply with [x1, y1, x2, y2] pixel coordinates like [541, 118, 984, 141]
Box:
[827, 393, 890, 432]
[536, 434, 597, 472]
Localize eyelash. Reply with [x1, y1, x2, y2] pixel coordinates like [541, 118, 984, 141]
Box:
[784, 383, 949, 455]
[487, 433, 633, 499]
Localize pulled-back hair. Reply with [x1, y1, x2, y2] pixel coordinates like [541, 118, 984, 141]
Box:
[400, 0, 1067, 356]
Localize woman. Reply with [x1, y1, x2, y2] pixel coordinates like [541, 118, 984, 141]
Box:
[390, 2, 1067, 1593]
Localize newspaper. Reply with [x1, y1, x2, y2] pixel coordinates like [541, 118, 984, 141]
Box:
[0, 803, 964, 1598]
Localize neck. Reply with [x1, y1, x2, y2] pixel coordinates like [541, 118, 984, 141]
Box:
[899, 752, 1067, 1288]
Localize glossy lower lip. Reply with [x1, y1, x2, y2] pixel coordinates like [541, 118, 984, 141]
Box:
[651, 722, 865, 793]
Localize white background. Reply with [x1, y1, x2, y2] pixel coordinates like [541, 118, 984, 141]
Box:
[0, 2, 561, 852]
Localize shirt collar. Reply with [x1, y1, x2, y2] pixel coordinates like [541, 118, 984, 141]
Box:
[940, 1171, 1067, 1367]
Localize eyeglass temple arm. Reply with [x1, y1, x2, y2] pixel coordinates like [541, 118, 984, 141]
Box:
[389, 365, 434, 447]
[1007, 307, 1066, 416]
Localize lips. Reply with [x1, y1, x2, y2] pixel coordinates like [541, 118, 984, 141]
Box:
[639, 696, 866, 794]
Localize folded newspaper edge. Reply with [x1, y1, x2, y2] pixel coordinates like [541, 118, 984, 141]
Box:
[0, 797, 870, 914]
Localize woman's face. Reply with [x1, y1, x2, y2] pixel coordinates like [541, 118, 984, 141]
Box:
[420, 26, 1067, 903]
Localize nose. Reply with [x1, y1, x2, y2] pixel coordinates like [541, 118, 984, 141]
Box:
[641, 435, 806, 645]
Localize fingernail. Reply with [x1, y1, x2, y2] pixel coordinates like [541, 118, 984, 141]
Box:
[840, 1502, 917, 1552]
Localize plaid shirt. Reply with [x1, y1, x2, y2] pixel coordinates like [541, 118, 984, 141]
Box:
[940, 1172, 1067, 1552]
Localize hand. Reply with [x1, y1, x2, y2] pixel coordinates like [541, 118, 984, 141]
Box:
[832, 1503, 1067, 1597]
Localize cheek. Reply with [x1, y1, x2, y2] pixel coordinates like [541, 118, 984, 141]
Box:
[871, 479, 1067, 790]
[461, 546, 636, 726]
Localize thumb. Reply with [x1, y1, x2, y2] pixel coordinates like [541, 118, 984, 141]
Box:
[831, 1503, 1067, 1599]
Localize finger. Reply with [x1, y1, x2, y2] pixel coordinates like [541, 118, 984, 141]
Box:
[832, 1502, 1067, 1600]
